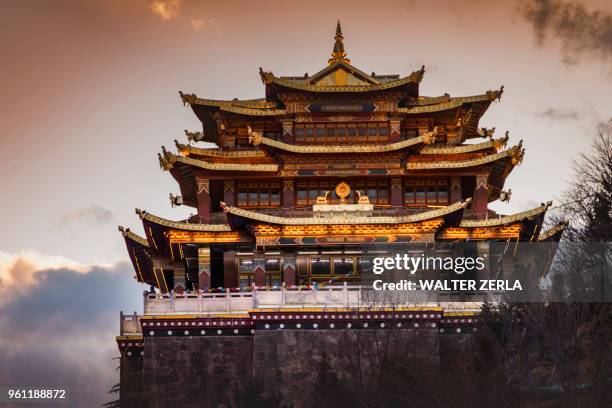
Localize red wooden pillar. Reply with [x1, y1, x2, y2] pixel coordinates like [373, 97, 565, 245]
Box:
[223, 251, 237, 289]
[450, 176, 462, 203]
[473, 174, 489, 220]
[389, 118, 401, 142]
[390, 178, 403, 207]
[223, 181, 235, 206]
[282, 180, 294, 209]
[253, 254, 266, 287]
[283, 253, 296, 287]
[195, 173, 211, 222]
[282, 120, 294, 143]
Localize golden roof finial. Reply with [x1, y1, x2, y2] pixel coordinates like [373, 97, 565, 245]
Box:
[328, 20, 350, 65]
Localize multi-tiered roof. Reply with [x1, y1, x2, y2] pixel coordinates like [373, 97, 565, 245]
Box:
[120, 22, 565, 291]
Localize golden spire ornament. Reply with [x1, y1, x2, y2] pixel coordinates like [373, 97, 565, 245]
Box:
[328, 20, 350, 64]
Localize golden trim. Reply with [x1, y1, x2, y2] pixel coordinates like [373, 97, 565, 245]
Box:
[398, 90, 502, 114]
[116, 335, 143, 341]
[178, 93, 279, 109]
[180, 145, 266, 159]
[407, 144, 523, 170]
[460, 202, 551, 228]
[161, 152, 278, 172]
[136, 209, 232, 232]
[261, 68, 423, 92]
[250, 130, 437, 153]
[220, 105, 287, 116]
[119, 226, 149, 247]
[221, 199, 471, 226]
[420, 136, 508, 155]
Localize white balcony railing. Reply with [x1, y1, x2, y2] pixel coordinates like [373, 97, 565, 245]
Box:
[120, 285, 483, 334]
[139, 284, 479, 315]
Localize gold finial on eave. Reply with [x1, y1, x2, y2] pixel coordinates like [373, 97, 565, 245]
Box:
[509, 140, 525, 165]
[328, 20, 350, 65]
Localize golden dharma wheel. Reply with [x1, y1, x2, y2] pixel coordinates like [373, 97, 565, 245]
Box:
[335, 181, 351, 199]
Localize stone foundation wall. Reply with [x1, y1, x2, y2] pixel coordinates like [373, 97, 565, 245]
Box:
[119, 353, 144, 408]
[253, 328, 439, 407]
[121, 328, 441, 407]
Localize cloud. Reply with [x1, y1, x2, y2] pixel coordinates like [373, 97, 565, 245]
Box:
[190, 18, 204, 31]
[0, 253, 142, 407]
[533, 107, 579, 121]
[59, 205, 113, 226]
[150, 0, 181, 21]
[518, 0, 612, 64]
[0, 250, 87, 294]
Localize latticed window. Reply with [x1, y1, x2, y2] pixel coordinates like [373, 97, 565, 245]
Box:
[238, 258, 253, 288]
[400, 128, 418, 140]
[236, 182, 281, 207]
[295, 255, 360, 284]
[264, 131, 281, 141]
[293, 122, 389, 143]
[265, 258, 282, 286]
[296, 179, 389, 206]
[354, 180, 389, 204]
[404, 179, 448, 205]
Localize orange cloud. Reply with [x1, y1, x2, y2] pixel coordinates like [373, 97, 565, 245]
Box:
[0, 250, 102, 297]
[150, 0, 181, 21]
[190, 18, 205, 31]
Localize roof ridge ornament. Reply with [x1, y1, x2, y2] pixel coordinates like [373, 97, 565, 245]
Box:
[184, 129, 204, 143]
[486, 85, 504, 102]
[493, 131, 510, 151]
[509, 140, 525, 165]
[328, 21, 350, 65]
[259, 67, 274, 84]
[174, 139, 191, 156]
[158, 146, 176, 170]
[179, 91, 196, 106]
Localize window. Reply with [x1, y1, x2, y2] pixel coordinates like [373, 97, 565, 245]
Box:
[315, 125, 326, 141]
[404, 179, 449, 205]
[264, 131, 281, 141]
[354, 179, 389, 204]
[358, 124, 367, 142]
[297, 179, 389, 205]
[333, 257, 354, 276]
[236, 182, 281, 207]
[311, 257, 331, 275]
[401, 128, 418, 140]
[265, 257, 282, 286]
[294, 255, 360, 284]
[326, 126, 336, 142]
[305, 125, 315, 142]
[238, 258, 253, 288]
[437, 180, 448, 203]
[347, 125, 356, 137]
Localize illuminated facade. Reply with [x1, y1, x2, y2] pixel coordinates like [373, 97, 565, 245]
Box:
[119, 22, 565, 294]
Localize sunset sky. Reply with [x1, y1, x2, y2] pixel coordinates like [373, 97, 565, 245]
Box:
[0, 0, 611, 405]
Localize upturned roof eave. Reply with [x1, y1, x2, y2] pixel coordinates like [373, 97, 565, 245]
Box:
[220, 199, 471, 226]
